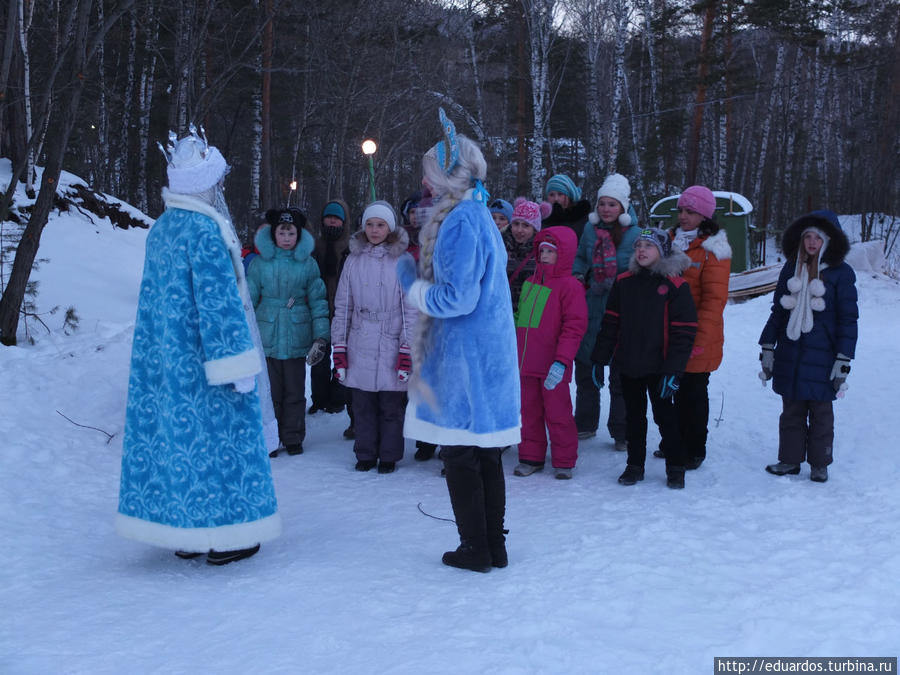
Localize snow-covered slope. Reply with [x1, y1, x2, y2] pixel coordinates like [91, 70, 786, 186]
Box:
[2, 184, 899, 674]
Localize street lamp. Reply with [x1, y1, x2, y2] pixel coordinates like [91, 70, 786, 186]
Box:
[362, 139, 377, 202]
[288, 179, 297, 207]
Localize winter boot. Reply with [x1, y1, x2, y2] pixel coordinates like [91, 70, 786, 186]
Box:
[414, 442, 437, 461]
[480, 450, 508, 569]
[442, 448, 492, 573]
[286, 443, 304, 456]
[765, 462, 801, 476]
[618, 465, 645, 486]
[666, 467, 686, 489]
[513, 462, 544, 477]
[206, 543, 260, 566]
[577, 430, 597, 440]
[174, 550, 204, 560]
[685, 456, 703, 470]
[355, 459, 377, 471]
[442, 540, 492, 573]
[613, 439, 628, 452]
[810, 466, 829, 483]
[377, 460, 396, 474]
[554, 467, 573, 480]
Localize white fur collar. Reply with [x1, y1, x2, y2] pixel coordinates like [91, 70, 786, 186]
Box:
[702, 229, 732, 260]
[162, 188, 244, 282]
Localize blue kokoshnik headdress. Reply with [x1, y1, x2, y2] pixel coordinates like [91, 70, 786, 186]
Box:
[426, 108, 490, 205]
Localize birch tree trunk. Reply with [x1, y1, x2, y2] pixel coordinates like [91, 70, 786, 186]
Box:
[752, 42, 784, 219]
[17, 0, 34, 196]
[135, 0, 158, 214]
[112, 8, 137, 197]
[260, 0, 274, 209]
[685, 0, 717, 186]
[521, 0, 556, 198]
[606, 0, 629, 176]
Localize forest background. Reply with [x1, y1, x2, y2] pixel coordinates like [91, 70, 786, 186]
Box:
[0, 0, 898, 344]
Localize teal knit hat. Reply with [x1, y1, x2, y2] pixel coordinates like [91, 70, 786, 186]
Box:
[322, 201, 346, 222]
[545, 174, 581, 202]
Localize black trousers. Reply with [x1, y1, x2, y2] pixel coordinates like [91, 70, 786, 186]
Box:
[674, 372, 710, 462]
[778, 398, 834, 467]
[266, 357, 306, 446]
[350, 389, 405, 462]
[621, 374, 686, 470]
[574, 360, 627, 441]
[309, 342, 346, 411]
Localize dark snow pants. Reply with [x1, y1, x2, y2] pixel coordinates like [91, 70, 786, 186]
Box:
[574, 359, 626, 441]
[778, 398, 834, 467]
[309, 342, 346, 411]
[621, 374, 686, 470]
[350, 389, 405, 462]
[674, 372, 711, 463]
[267, 357, 306, 446]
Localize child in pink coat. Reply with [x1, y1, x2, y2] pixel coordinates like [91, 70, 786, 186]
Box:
[514, 223, 588, 479]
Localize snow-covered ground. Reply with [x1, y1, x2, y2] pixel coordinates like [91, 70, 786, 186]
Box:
[2, 179, 899, 673]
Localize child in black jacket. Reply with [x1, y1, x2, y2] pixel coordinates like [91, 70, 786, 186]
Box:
[592, 228, 697, 488]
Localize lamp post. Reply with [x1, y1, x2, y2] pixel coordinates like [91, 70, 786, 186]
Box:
[361, 139, 377, 202]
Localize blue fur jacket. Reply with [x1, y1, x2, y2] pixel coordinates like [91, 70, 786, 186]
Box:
[404, 198, 521, 447]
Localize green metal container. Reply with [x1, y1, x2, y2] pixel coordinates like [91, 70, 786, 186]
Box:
[649, 191, 755, 272]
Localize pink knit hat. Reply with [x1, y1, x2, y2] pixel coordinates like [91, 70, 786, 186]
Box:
[511, 197, 552, 232]
[677, 185, 717, 220]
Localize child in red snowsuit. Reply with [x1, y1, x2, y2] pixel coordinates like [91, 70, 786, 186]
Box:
[514, 224, 588, 479]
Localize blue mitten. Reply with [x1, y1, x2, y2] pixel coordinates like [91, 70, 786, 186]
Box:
[396, 253, 418, 292]
[659, 374, 680, 401]
[543, 361, 566, 390]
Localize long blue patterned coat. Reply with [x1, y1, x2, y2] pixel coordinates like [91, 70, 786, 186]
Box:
[116, 190, 281, 552]
[404, 197, 521, 448]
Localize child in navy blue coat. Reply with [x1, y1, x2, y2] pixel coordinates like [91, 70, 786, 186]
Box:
[759, 210, 858, 483]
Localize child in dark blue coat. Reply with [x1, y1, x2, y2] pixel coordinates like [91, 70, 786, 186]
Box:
[758, 210, 858, 483]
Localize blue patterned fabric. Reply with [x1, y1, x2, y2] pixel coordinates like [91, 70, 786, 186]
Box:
[117, 203, 280, 552]
[404, 199, 521, 447]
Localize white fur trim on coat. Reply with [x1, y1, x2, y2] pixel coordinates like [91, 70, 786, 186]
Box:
[115, 512, 282, 552]
[403, 405, 521, 447]
[204, 348, 261, 385]
[406, 279, 433, 315]
[702, 229, 733, 260]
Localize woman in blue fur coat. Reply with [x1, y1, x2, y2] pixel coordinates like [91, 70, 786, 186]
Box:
[397, 109, 520, 573]
[116, 130, 280, 565]
[758, 210, 858, 483]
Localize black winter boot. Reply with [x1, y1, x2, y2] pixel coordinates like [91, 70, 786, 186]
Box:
[666, 467, 686, 489]
[206, 543, 260, 566]
[480, 449, 508, 568]
[442, 446, 492, 573]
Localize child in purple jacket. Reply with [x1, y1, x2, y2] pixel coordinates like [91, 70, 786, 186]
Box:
[331, 201, 418, 473]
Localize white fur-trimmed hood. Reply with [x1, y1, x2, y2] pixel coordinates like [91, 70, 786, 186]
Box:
[702, 229, 732, 260]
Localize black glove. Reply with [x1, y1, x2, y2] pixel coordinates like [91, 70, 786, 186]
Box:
[759, 345, 775, 383]
[659, 374, 680, 401]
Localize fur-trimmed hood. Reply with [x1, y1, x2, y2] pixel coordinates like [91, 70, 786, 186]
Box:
[347, 226, 409, 258]
[628, 247, 692, 277]
[254, 223, 316, 261]
[533, 226, 577, 279]
[667, 223, 733, 260]
[782, 211, 849, 266]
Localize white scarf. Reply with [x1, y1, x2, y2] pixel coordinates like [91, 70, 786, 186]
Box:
[672, 227, 699, 251]
[780, 227, 829, 341]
